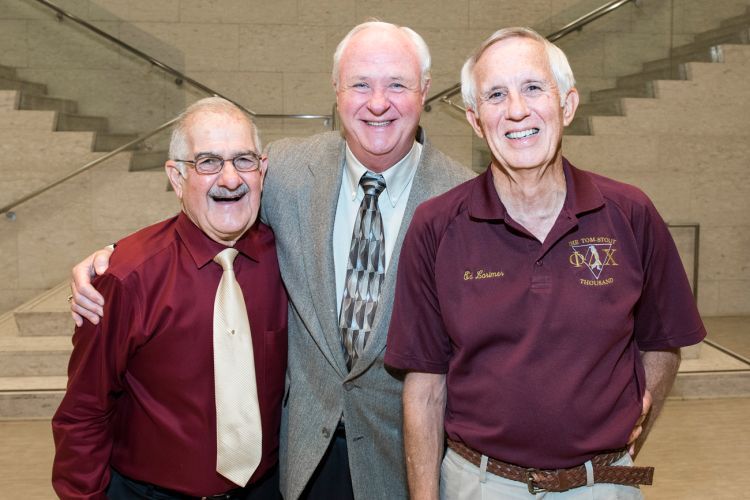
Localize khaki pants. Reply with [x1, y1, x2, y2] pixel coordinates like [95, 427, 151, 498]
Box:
[440, 448, 644, 499]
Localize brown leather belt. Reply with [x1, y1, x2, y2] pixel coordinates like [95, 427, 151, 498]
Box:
[447, 439, 654, 494]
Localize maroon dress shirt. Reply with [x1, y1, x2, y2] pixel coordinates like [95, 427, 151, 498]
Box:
[52, 212, 288, 499]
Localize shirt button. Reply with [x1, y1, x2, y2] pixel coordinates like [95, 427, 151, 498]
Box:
[536, 260, 543, 266]
[322, 427, 331, 438]
[344, 381, 355, 391]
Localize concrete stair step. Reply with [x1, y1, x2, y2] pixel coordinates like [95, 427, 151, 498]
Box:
[577, 100, 622, 116]
[93, 132, 139, 152]
[616, 65, 687, 88]
[590, 83, 653, 102]
[56, 113, 109, 133]
[13, 283, 72, 338]
[0, 77, 47, 96]
[642, 47, 718, 72]
[0, 375, 67, 392]
[673, 328, 750, 399]
[0, 109, 57, 130]
[18, 93, 77, 114]
[0, 65, 17, 80]
[0, 376, 66, 420]
[672, 28, 750, 58]
[564, 116, 591, 136]
[0, 337, 71, 377]
[671, 371, 750, 399]
[719, 13, 750, 30]
[0, 90, 19, 111]
[694, 22, 750, 43]
[129, 150, 168, 171]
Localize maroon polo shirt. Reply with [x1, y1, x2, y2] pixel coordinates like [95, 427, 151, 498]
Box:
[385, 159, 705, 469]
[52, 212, 288, 499]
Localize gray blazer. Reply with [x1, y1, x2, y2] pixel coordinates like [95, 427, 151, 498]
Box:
[262, 131, 475, 499]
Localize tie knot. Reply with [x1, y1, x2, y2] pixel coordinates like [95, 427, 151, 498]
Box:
[214, 247, 239, 271]
[360, 172, 386, 198]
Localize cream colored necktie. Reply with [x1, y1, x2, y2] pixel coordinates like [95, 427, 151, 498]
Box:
[213, 248, 262, 486]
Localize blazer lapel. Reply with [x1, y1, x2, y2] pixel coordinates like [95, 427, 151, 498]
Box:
[296, 137, 349, 376]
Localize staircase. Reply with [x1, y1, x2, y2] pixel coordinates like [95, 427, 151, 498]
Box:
[0, 72, 178, 316]
[0, 283, 70, 419]
[0, 63, 166, 173]
[2, 8, 750, 419]
[0, 61, 179, 418]
[568, 7, 750, 135]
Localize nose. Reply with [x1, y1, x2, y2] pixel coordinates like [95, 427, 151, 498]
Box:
[367, 88, 390, 115]
[216, 160, 243, 189]
[506, 91, 530, 121]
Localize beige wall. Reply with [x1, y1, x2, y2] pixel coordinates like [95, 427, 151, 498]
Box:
[0, 0, 749, 315]
[1, 0, 746, 137]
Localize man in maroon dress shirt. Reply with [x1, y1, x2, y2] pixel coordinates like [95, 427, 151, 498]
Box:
[52, 98, 287, 500]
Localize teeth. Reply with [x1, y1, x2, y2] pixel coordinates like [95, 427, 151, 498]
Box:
[366, 121, 392, 127]
[506, 128, 539, 139]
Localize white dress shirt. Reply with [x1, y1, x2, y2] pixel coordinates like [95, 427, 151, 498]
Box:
[333, 141, 422, 316]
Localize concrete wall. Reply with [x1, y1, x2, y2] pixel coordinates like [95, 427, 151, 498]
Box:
[1, 0, 746, 145]
[0, 0, 749, 315]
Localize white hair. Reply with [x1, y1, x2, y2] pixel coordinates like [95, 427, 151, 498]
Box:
[332, 20, 432, 90]
[169, 97, 261, 175]
[461, 27, 576, 110]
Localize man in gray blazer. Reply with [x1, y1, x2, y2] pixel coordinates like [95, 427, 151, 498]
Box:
[260, 22, 473, 499]
[69, 20, 473, 499]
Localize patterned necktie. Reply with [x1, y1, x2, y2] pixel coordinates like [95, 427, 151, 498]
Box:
[213, 248, 262, 486]
[339, 171, 387, 370]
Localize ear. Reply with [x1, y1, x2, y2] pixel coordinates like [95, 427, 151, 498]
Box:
[420, 78, 432, 105]
[562, 87, 579, 127]
[165, 160, 185, 199]
[258, 155, 269, 189]
[465, 107, 485, 139]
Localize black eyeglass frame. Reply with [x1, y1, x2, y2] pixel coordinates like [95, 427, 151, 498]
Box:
[174, 151, 263, 175]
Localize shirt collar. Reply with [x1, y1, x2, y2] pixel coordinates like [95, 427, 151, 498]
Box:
[175, 211, 262, 269]
[468, 158, 605, 221]
[344, 141, 422, 208]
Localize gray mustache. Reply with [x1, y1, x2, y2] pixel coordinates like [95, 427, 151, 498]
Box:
[209, 184, 250, 198]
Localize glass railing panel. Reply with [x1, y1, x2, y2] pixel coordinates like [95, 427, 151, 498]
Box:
[0, 124, 179, 313]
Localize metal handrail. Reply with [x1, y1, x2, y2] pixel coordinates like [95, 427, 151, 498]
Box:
[2, 0, 335, 217]
[424, 0, 639, 111]
[28, 0, 331, 122]
[1, 118, 178, 218]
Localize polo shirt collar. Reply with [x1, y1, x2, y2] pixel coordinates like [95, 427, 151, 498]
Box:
[344, 141, 422, 208]
[175, 211, 261, 269]
[468, 157, 605, 222]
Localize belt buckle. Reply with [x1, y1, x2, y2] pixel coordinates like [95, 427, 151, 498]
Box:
[525, 469, 546, 494]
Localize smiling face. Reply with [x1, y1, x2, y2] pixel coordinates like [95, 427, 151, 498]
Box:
[335, 26, 430, 173]
[165, 109, 267, 245]
[465, 36, 578, 173]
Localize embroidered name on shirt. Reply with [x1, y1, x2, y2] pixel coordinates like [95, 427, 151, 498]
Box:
[464, 270, 505, 281]
[568, 237, 618, 285]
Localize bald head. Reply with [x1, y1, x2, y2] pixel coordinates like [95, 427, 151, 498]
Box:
[332, 21, 432, 91]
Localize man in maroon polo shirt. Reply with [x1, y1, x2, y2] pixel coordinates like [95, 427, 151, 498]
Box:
[385, 27, 706, 499]
[52, 98, 287, 499]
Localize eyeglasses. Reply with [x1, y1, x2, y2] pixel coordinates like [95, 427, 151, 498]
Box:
[175, 152, 263, 175]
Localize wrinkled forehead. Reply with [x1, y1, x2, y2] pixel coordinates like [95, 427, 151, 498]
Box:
[185, 111, 257, 152]
[474, 36, 552, 85]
